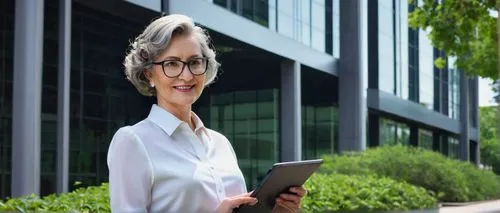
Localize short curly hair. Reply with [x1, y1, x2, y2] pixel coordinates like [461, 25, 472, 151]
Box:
[123, 14, 220, 96]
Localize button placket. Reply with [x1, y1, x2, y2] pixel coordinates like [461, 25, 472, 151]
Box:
[190, 130, 225, 199]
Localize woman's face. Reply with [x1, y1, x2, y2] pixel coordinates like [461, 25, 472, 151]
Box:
[146, 33, 206, 108]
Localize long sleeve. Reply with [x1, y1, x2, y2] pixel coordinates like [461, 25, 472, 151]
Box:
[107, 126, 154, 212]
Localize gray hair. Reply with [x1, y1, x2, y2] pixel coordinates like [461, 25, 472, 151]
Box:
[123, 14, 220, 96]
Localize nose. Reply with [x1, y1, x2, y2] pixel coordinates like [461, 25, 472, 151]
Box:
[178, 64, 193, 81]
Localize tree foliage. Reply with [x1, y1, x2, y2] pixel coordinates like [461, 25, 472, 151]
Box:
[480, 106, 500, 174]
[408, 0, 498, 79]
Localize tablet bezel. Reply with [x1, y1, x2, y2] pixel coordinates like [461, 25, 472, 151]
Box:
[249, 159, 323, 198]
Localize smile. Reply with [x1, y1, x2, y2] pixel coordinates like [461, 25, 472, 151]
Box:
[173, 85, 194, 92]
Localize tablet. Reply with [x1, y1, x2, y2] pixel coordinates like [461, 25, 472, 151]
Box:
[234, 159, 323, 213]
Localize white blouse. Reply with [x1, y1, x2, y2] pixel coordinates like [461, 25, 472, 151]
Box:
[107, 104, 247, 213]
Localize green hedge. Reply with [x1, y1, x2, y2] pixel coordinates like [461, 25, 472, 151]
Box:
[0, 183, 109, 212]
[320, 145, 500, 202]
[0, 174, 436, 213]
[301, 173, 437, 212]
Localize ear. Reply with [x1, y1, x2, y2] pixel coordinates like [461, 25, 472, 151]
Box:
[144, 70, 153, 83]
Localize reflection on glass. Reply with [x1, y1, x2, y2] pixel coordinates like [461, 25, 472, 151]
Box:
[448, 137, 459, 159]
[448, 56, 460, 120]
[302, 106, 338, 160]
[299, 0, 311, 46]
[396, 0, 409, 99]
[379, 118, 410, 145]
[378, 1, 395, 94]
[418, 29, 434, 110]
[65, 3, 155, 195]
[311, 0, 325, 52]
[418, 129, 433, 150]
[277, 0, 294, 38]
[197, 89, 280, 190]
[333, 0, 340, 57]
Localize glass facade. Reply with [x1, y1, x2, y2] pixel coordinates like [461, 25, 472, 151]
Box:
[212, 0, 338, 55]
[195, 89, 280, 189]
[418, 28, 434, 110]
[65, 3, 156, 192]
[377, 0, 410, 98]
[0, 0, 481, 200]
[377, 0, 395, 94]
[376, 0, 436, 110]
[0, 0, 13, 199]
[379, 118, 410, 146]
[301, 68, 338, 160]
[193, 48, 282, 190]
[40, 1, 65, 195]
[395, 0, 409, 99]
[213, 0, 269, 27]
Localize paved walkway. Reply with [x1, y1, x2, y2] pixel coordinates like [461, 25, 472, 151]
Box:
[439, 200, 500, 213]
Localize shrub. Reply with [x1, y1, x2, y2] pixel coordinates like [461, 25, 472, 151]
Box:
[301, 173, 437, 212]
[0, 183, 109, 212]
[320, 145, 500, 202]
[0, 175, 437, 213]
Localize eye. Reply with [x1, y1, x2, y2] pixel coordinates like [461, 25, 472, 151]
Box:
[189, 58, 203, 66]
[163, 61, 181, 68]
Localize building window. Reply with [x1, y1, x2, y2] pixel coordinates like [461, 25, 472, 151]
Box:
[448, 137, 459, 159]
[448, 56, 460, 120]
[396, 0, 409, 99]
[302, 106, 338, 160]
[214, 0, 336, 55]
[67, 2, 156, 194]
[380, 118, 410, 146]
[418, 129, 433, 150]
[196, 89, 280, 190]
[418, 28, 434, 110]
[213, 0, 270, 27]
[301, 67, 338, 160]
[378, 0, 395, 94]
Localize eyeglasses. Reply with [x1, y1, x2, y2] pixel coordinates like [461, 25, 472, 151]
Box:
[151, 57, 209, 78]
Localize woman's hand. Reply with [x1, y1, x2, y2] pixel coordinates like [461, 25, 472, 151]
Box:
[272, 186, 307, 213]
[215, 192, 258, 213]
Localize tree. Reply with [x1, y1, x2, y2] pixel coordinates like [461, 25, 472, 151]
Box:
[409, 0, 500, 165]
[409, 0, 498, 79]
[479, 106, 500, 173]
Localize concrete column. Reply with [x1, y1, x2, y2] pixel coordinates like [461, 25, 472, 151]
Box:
[280, 60, 301, 162]
[459, 70, 470, 161]
[11, 0, 44, 197]
[471, 77, 480, 165]
[56, 0, 71, 194]
[339, 0, 365, 152]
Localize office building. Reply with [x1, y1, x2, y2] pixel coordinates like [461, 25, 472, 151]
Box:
[0, 0, 479, 198]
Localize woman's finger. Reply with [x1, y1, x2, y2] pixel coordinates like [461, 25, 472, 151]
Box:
[289, 186, 307, 197]
[229, 196, 258, 208]
[232, 192, 252, 198]
[279, 193, 301, 205]
[276, 198, 299, 212]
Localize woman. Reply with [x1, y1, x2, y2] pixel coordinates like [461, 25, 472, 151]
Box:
[107, 14, 306, 213]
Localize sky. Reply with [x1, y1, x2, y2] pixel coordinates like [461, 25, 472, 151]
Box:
[479, 77, 497, 107]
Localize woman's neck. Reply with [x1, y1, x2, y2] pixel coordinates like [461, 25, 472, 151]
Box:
[157, 99, 194, 130]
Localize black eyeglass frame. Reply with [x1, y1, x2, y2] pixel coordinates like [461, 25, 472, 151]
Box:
[150, 57, 209, 78]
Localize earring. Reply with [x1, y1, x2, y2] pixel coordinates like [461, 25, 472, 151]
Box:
[150, 83, 155, 88]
